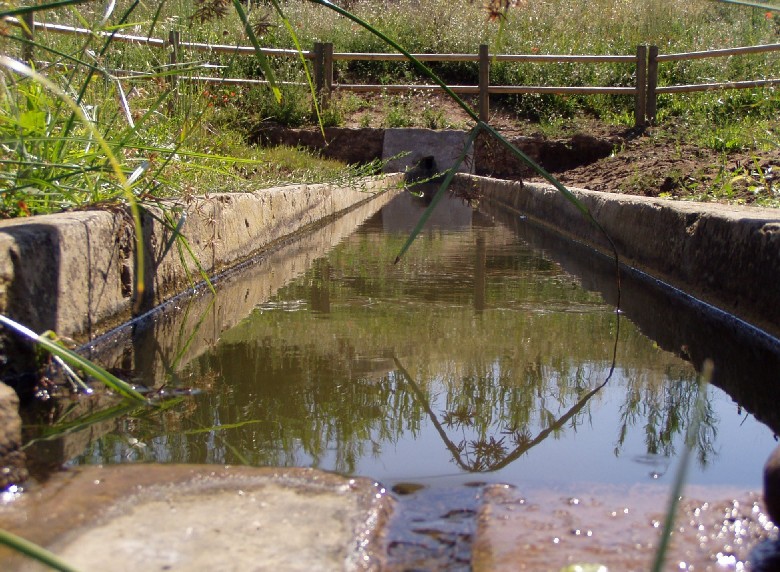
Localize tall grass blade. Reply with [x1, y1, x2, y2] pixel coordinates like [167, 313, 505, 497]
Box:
[651, 359, 714, 572]
[268, 0, 326, 138]
[148, 208, 216, 295]
[114, 77, 134, 129]
[0, 314, 148, 402]
[143, 0, 164, 40]
[23, 402, 143, 447]
[3, 30, 112, 77]
[56, 0, 140, 153]
[24, 397, 185, 449]
[394, 125, 481, 263]
[97, 0, 116, 28]
[231, 0, 282, 104]
[168, 296, 216, 371]
[0, 529, 80, 572]
[126, 160, 149, 187]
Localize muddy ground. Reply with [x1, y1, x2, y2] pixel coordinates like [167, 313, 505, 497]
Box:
[329, 93, 780, 206]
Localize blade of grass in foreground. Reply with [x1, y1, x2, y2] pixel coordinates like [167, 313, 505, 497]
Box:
[651, 359, 714, 572]
[393, 125, 481, 263]
[0, 314, 147, 402]
[0, 529, 80, 572]
[267, 0, 326, 138]
[231, 0, 282, 104]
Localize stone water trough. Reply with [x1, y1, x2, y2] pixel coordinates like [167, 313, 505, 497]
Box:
[1, 128, 780, 570]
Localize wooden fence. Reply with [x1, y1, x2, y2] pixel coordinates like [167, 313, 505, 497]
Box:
[13, 17, 780, 129]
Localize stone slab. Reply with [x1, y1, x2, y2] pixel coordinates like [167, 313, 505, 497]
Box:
[0, 465, 393, 572]
[382, 128, 474, 175]
[0, 382, 24, 489]
[472, 483, 777, 572]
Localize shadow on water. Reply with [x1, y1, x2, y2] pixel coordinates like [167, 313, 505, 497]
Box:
[479, 200, 780, 436]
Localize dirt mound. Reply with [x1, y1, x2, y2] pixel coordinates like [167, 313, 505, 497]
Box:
[256, 93, 780, 206]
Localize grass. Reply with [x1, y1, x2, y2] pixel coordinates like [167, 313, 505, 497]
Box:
[0, 1, 370, 220]
[252, 0, 780, 127]
[0, 1, 776, 215]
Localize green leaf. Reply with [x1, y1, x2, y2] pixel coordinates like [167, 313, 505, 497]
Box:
[0, 313, 148, 402]
[231, 0, 282, 104]
[0, 528, 81, 572]
[18, 110, 46, 134]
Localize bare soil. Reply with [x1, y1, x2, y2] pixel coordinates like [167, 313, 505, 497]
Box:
[339, 93, 780, 206]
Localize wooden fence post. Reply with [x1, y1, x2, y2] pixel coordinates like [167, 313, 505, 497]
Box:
[313, 42, 324, 110]
[634, 44, 648, 128]
[22, 10, 34, 63]
[324, 42, 334, 107]
[646, 45, 659, 124]
[167, 30, 180, 114]
[479, 44, 490, 122]
[168, 30, 180, 86]
[313, 42, 334, 111]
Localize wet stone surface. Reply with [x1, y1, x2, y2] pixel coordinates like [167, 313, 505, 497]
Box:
[472, 483, 779, 572]
[0, 465, 393, 572]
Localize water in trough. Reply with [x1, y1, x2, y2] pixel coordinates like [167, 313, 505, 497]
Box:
[20, 189, 780, 569]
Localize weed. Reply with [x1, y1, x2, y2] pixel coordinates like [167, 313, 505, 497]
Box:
[421, 105, 447, 129]
[383, 96, 414, 128]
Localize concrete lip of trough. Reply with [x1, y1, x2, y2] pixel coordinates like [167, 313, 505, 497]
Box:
[0, 464, 393, 571]
[456, 174, 780, 340]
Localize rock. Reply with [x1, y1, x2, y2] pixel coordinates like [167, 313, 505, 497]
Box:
[0, 465, 394, 571]
[0, 381, 26, 489]
[764, 444, 780, 524]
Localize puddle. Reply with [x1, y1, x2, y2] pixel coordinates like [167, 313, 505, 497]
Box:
[14, 191, 780, 568]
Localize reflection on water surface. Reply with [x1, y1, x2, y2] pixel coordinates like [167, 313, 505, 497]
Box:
[60, 192, 777, 492]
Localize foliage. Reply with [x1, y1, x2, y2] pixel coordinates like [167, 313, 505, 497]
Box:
[0, 0, 358, 220]
[248, 0, 780, 125]
[0, 314, 147, 401]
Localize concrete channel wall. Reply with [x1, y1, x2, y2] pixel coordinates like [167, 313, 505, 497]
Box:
[0, 176, 402, 486]
[2, 170, 780, 488]
[455, 174, 780, 339]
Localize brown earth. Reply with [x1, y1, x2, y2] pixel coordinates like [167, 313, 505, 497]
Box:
[330, 93, 780, 206]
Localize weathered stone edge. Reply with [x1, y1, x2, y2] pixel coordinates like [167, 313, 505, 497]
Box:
[0, 175, 402, 483]
[457, 174, 780, 339]
[0, 175, 402, 343]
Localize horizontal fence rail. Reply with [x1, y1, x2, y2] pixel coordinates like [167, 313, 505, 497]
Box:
[309, 42, 647, 123]
[12, 17, 780, 128]
[646, 43, 780, 121]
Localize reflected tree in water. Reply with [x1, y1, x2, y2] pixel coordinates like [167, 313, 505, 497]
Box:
[62, 219, 720, 479]
[615, 368, 718, 467]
